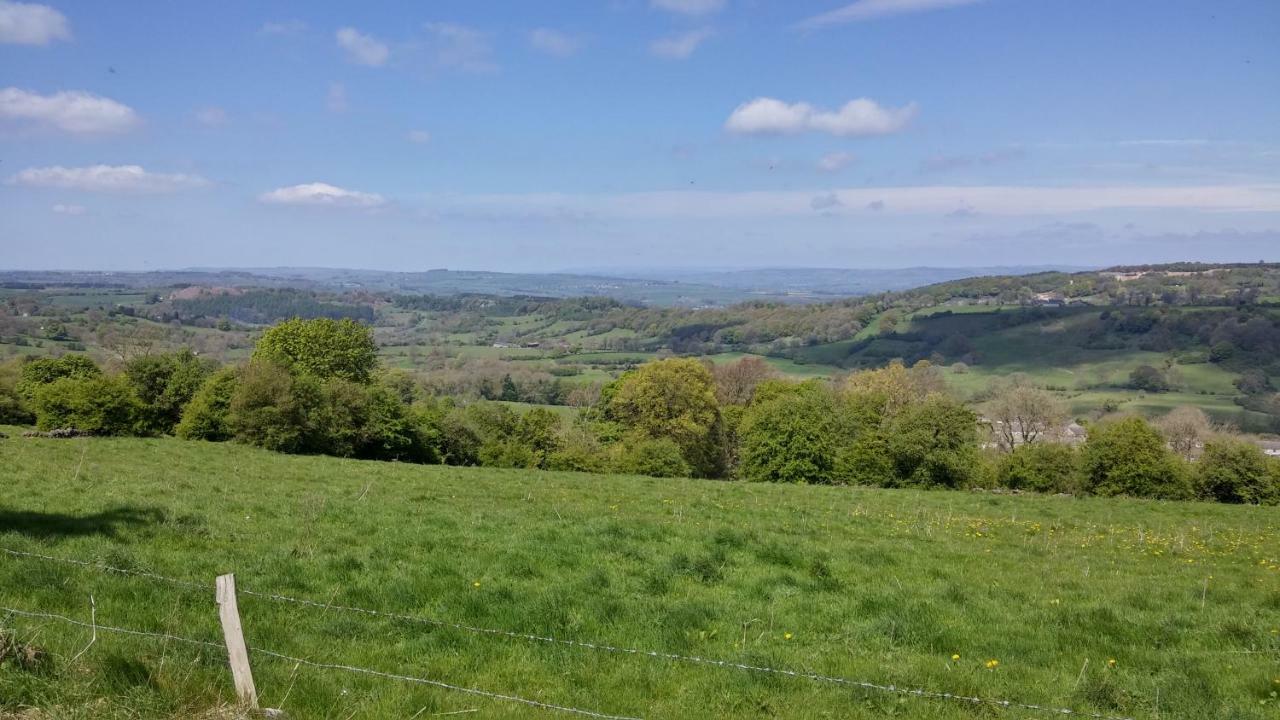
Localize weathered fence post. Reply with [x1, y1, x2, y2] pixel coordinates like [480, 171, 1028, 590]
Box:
[216, 573, 259, 710]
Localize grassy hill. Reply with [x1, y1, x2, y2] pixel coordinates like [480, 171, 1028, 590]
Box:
[2, 434, 1277, 719]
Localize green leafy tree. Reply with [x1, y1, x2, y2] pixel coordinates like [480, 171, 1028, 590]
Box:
[1080, 417, 1190, 499]
[613, 437, 691, 478]
[0, 360, 35, 424]
[739, 381, 839, 484]
[1128, 365, 1169, 393]
[227, 360, 328, 453]
[604, 358, 724, 477]
[32, 376, 143, 435]
[882, 396, 980, 488]
[1196, 438, 1278, 505]
[176, 368, 240, 441]
[125, 350, 216, 434]
[17, 355, 101, 399]
[994, 442, 1079, 493]
[253, 318, 378, 383]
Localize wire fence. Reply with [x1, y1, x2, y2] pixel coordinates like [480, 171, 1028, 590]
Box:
[0, 544, 1163, 720]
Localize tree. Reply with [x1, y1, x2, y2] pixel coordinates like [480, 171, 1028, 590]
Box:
[31, 376, 143, 435]
[985, 376, 1068, 452]
[253, 318, 378, 383]
[994, 442, 1078, 493]
[1080, 417, 1190, 499]
[739, 382, 839, 484]
[16, 355, 101, 399]
[0, 360, 35, 424]
[1196, 438, 1278, 505]
[841, 360, 945, 418]
[125, 350, 216, 435]
[227, 360, 328, 453]
[881, 396, 980, 488]
[613, 438, 691, 478]
[712, 356, 776, 406]
[1156, 406, 1212, 460]
[176, 368, 239, 441]
[1128, 365, 1169, 393]
[603, 358, 724, 477]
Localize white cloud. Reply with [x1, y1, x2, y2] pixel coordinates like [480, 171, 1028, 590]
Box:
[817, 151, 856, 172]
[259, 182, 386, 209]
[796, 0, 986, 29]
[726, 97, 915, 137]
[51, 203, 85, 215]
[650, 28, 713, 60]
[407, 129, 431, 144]
[336, 27, 389, 66]
[426, 184, 1280, 221]
[424, 22, 497, 73]
[9, 165, 208, 193]
[193, 106, 228, 126]
[0, 0, 69, 45]
[529, 28, 579, 57]
[650, 0, 726, 16]
[259, 19, 306, 36]
[0, 87, 139, 134]
[326, 83, 347, 113]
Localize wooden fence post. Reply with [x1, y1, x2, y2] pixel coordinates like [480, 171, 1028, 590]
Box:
[216, 573, 259, 710]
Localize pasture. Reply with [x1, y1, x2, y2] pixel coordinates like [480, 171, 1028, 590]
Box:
[1, 434, 1277, 719]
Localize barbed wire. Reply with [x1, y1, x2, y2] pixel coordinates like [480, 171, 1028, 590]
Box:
[1, 547, 208, 591]
[236, 587, 1136, 720]
[251, 647, 644, 720]
[1, 603, 642, 720]
[0, 605, 221, 649]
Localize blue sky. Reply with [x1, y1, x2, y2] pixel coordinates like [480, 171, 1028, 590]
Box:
[1, 0, 1278, 272]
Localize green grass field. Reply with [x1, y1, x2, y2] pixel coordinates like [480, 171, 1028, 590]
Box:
[1, 435, 1277, 719]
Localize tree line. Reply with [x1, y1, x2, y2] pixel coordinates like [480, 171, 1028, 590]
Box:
[1, 318, 1276, 506]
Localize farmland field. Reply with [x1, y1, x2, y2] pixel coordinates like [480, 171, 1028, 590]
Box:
[1, 435, 1277, 719]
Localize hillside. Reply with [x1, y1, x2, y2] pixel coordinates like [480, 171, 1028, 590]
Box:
[2, 262, 1278, 431]
[1, 435, 1277, 719]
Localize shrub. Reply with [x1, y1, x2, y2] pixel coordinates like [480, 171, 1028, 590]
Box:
[125, 350, 216, 435]
[1080, 417, 1190, 499]
[1196, 438, 1278, 505]
[603, 358, 723, 477]
[0, 361, 35, 425]
[227, 360, 328, 453]
[31, 376, 143, 435]
[614, 437, 691, 478]
[17, 355, 101, 399]
[176, 368, 239, 442]
[1128, 365, 1169, 393]
[994, 442, 1079, 493]
[739, 382, 839, 484]
[882, 396, 980, 488]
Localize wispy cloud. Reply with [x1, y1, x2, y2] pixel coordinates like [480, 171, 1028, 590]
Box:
[259, 182, 386, 208]
[258, 19, 306, 36]
[650, 0, 727, 16]
[796, 0, 986, 29]
[726, 97, 916, 137]
[51, 203, 86, 215]
[0, 0, 70, 45]
[529, 28, 580, 57]
[193, 106, 228, 127]
[9, 165, 207, 193]
[817, 151, 856, 172]
[919, 148, 1024, 173]
[425, 184, 1280, 221]
[650, 28, 713, 59]
[406, 129, 431, 144]
[336, 27, 389, 66]
[424, 22, 497, 73]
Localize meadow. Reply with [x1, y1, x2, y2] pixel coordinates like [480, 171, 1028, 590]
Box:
[2, 434, 1278, 719]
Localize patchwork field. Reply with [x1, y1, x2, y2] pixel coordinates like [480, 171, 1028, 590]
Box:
[1, 435, 1277, 719]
